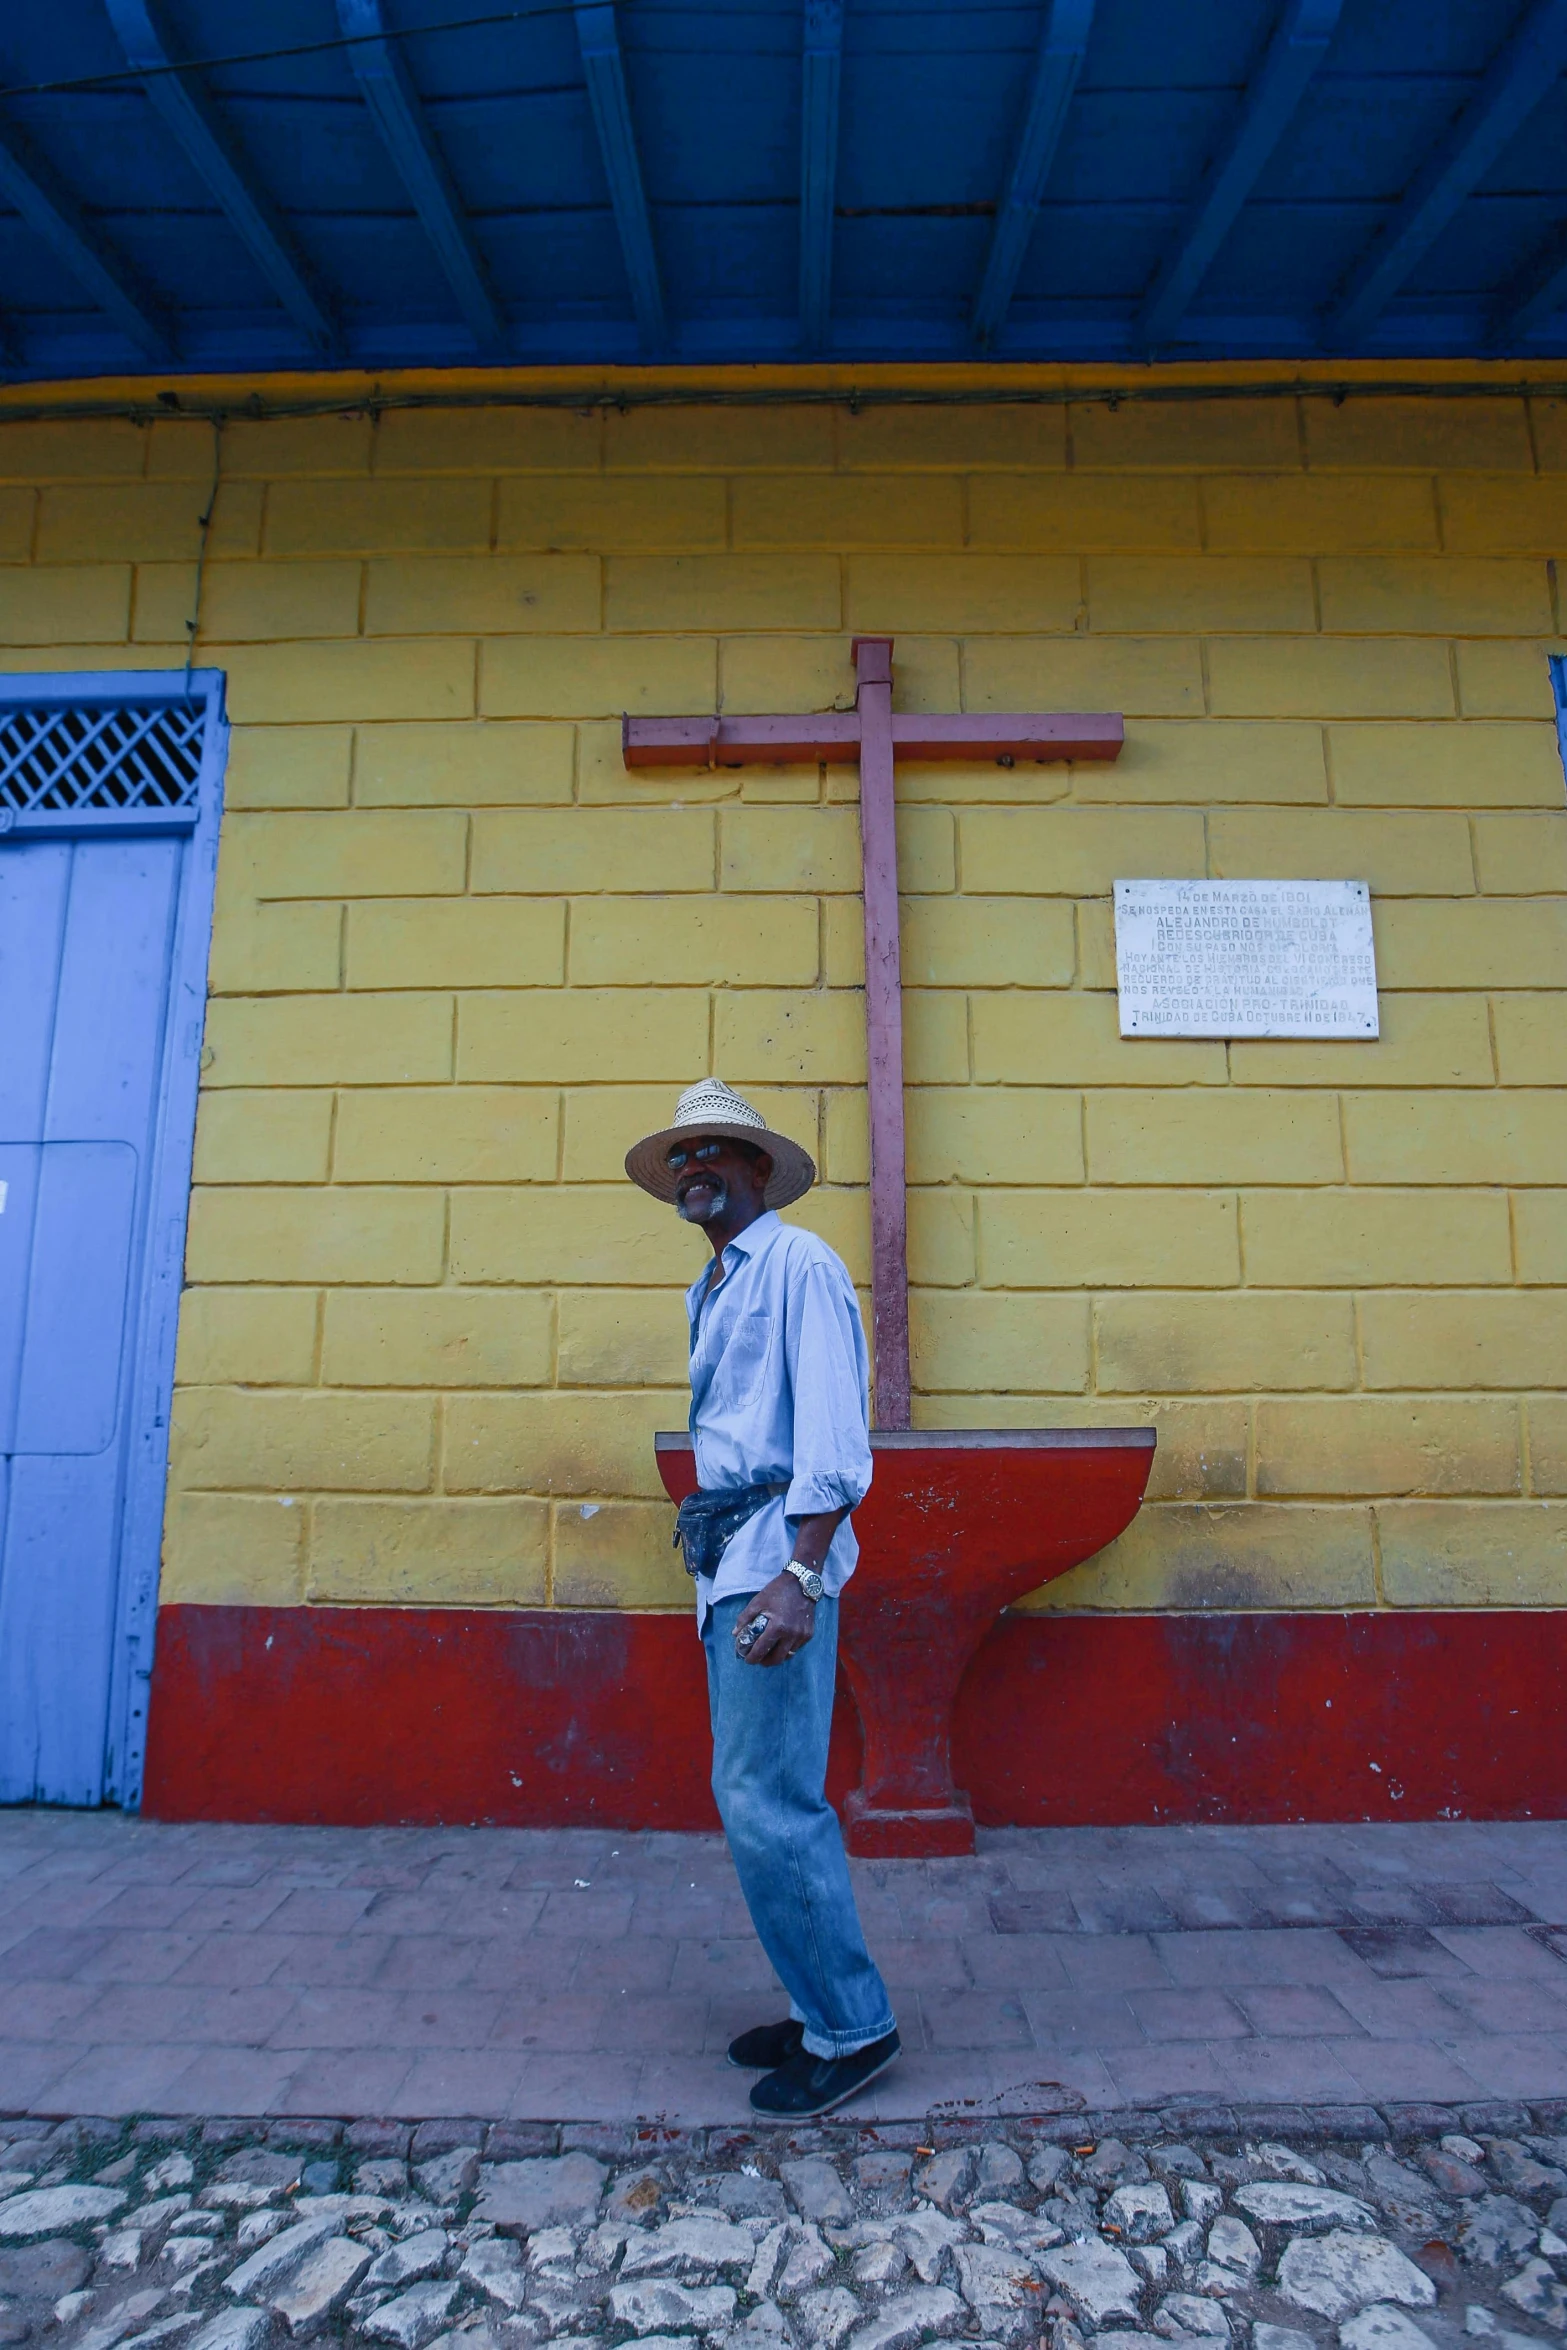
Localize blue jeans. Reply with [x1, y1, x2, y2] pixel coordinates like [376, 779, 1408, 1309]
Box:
[703, 1592, 896, 2059]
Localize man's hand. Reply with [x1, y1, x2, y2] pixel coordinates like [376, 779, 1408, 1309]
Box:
[735, 1572, 815, 1666]
[732, 1506, 847, 1667]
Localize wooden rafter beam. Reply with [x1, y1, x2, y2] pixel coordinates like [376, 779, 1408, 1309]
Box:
[573, 0, 667, 353]
[1328, 0, 1567, 348]
[799, 0, 844, 350]
[335, 0, 505, 355]
[106, 0, 338, 356]
[1491, 221, 1567, 344]
[972, 0, 1096, 349]
[1141, 0, 1343, 348]
[0, 120, 171, 361]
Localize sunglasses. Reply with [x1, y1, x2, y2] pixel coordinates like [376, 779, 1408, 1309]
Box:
[667, 1139, 727, 1171]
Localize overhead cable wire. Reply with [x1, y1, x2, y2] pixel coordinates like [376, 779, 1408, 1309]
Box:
[0, 375, 1561, 430]
[2, 4, 1057, 104]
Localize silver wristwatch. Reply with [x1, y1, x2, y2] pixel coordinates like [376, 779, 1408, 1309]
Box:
[784, 1561, 824, 1603]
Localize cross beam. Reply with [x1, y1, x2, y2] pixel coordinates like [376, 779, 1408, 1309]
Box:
[625, 641, 1124, 1428]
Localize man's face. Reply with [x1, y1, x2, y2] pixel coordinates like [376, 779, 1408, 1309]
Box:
[670, 1135, 770, 1226]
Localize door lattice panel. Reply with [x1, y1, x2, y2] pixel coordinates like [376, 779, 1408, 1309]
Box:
[0, 702, 205, 831]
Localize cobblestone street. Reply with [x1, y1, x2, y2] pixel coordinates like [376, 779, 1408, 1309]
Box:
[4, 1816, 1567, 2124]
[7, 2073, 1567, 2350]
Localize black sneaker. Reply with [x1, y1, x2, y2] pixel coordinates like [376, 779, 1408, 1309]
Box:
[749, 2028, 901, 2117]
[727, 2018, 806, 2070]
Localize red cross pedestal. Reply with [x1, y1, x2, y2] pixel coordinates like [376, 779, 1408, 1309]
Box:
[630, 640, 1155, 1856]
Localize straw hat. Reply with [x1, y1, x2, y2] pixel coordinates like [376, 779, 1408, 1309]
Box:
[625, 1078, 816, 1210]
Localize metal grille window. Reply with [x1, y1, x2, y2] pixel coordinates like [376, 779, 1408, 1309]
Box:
[0, 700, 206, 834]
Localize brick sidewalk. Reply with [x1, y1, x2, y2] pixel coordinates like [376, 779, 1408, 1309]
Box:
[3, 1812, 1567, 2122]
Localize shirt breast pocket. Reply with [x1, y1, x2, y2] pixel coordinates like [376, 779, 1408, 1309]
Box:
[711, 1311, 775, 1413]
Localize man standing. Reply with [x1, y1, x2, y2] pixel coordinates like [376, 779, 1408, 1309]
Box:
[626, 1078, 899, 2117]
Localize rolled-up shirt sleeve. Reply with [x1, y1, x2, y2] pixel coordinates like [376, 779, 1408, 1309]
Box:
[781, 1258, 873, 1521]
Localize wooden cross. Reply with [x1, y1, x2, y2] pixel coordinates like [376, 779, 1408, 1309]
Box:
[625, 638, 1124, 1430]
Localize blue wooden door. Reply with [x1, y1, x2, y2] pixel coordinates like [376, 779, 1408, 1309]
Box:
[0, 679, 225, 1807]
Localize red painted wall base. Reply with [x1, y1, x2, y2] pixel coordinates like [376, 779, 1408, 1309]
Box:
[142, 1603, 1567, 1828]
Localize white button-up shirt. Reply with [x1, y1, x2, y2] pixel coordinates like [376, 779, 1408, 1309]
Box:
[685, 1209, 873, 1624]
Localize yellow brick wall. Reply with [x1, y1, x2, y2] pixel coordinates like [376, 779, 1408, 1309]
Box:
[6, 370, 1565, 1619]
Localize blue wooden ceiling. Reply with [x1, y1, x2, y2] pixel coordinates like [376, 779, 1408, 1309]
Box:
[2, 0, 1566, 381]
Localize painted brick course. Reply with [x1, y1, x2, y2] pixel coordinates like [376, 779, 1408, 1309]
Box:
[6, 373, 1562, 1623]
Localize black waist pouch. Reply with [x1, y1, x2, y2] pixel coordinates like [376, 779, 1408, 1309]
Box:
[673, 1480, 788, 1580]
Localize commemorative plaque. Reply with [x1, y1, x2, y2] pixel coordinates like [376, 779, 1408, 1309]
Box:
[1114, 878, 1378, 1040]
